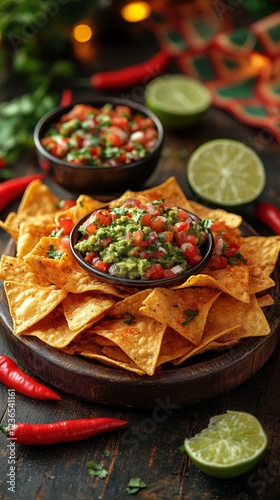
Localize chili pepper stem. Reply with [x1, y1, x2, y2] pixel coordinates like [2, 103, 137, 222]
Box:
[0, 426, 9, 437]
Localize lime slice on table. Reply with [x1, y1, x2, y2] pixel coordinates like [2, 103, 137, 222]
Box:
[145, 74, 212, 128]
[184, 410, 268, 479]
[186, 139, 266, 207]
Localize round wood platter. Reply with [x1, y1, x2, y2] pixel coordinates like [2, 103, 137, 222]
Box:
[0, 224, 280, 409]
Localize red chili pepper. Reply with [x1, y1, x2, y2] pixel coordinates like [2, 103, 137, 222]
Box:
[0, 418, 128, 445]
[60, 88, 73, 106]
[0, 173, 45, 213]
[0, 157, 7, 169]
[90, 49, 170, 90]
[0, 355, 61, 400]
[254, 201, 280, 235]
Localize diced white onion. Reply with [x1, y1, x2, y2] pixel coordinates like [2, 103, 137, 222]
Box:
[181, 242, 192, 252]
[215, 237, 224, 255]
[171, 265, 184, 274]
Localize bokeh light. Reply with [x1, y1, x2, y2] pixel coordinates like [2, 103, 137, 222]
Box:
[72, 24, 93, 43]
[121, 2, 152, 23]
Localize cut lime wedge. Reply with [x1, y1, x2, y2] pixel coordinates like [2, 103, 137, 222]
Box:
[145, 74, 212, 128]
[184, 410, 268, 478]
[186, 139, 266, 207]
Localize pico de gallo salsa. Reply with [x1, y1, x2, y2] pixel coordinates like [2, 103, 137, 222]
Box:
[74, 199, 210, 280]
[41, 103, 159, 167]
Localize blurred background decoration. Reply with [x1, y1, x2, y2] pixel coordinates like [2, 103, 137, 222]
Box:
[0, 0, 279, 175]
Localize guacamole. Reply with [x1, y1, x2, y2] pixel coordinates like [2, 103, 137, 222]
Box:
[75, 199, 208, 280]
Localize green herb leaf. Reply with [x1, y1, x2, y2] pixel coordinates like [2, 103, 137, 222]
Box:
[104, 450, 111, 457]
[179, 444, 186, 453]
[87, 461, 108, 479]
[181, 308, 199, 326]
[126, 478, 147, 495]
[123, 312, 135, 325]
[46, 245, 64, 260]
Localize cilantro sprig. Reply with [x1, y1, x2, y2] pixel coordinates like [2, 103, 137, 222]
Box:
[126, 478, 147, 495]
[87, 461, 108, 479]
[181, 309, 199, 326]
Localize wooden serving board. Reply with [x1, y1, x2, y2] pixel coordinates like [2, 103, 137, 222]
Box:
[0, 224, 280, 409]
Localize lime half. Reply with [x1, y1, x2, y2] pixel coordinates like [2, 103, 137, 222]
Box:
[184, 410, 268, 479]
[145, 74, 212, 128]
[186, 139, 266, 207]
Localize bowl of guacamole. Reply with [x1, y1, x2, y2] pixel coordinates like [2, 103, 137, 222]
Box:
[70, 199, 214, 289]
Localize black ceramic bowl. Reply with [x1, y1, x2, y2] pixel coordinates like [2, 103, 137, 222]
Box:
[69, 208, 214, 289]
[34, 97, 164, 195]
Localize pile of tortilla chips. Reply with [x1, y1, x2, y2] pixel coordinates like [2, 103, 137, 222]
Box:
[1, 177, 279, 376]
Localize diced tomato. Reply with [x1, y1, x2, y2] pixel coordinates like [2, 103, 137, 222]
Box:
[210, 255, 228, 269]
[141, 213, 152, 227]
[86, 222, 97, 234]
[111, 116, 129, 131]
[85, 251, 97, 262]
[211, 220, 227, 233]
[162, 269, 176, 278]
[100, 236, 113, 247]
[224, 241, 240, 257]
[178, 208, 189, 220]
[105, 132, 123, 147]
[140, 250, 151, 259]
[145, 263, 163, 279]
[58, 217, 74, 235]
[150, 217, 165, 233]
[176, 230, 196, 247]
[174, 221, 189, 233]
[163, 231, 173, 242]
[58, 199, 76, 210]
[92, 258, 110, 272]
[133, 229, 151, 247]
[184, 245, 202, 265]
[115, 105, 131, 117]
[92, 209, 114, 226]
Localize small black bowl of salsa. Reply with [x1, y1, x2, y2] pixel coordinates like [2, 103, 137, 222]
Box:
[69, 199, 214, 289]
[34, 97, 164, 195]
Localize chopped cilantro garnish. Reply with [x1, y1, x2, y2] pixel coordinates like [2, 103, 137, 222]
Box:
[46, 245, 64, 260]
[87, 461, 108, 479]
[123, 312, 135, 325]
[181, 308, 199, 326]
[126, 478, 147, 495]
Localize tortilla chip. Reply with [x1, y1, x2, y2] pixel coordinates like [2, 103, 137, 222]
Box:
[0, 255, 51, 286]
[24, 237, 127, 297]
[187, 200, 243, 229]
[0, 212, 22, 241]
[89, 316, 166, 375]
[239, 235, 280, 276]
[4, 281, 68, 334]
[17, 180, 59, 217]
[64, 336, 145, 375]
[22, 306, 82, 348]
[109, 176, 189, 208]
[248, 263, 275, 294]
[175, 264, 250, 303]
[257, 294, 274, 307]
[62, 291, 116, 334]
[16, 221, 57, 259]
[107, 289, 153, 318]
[140, 287, 220, 345]
[156, 327, 194, 366]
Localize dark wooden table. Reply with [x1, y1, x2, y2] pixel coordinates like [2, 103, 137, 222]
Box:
[1, 35, 280, 500]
